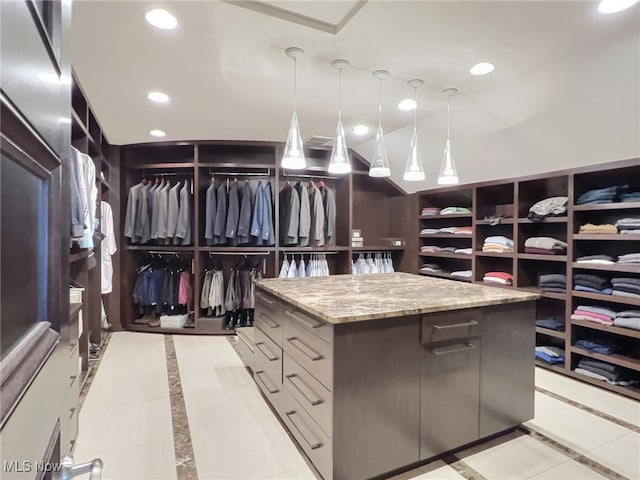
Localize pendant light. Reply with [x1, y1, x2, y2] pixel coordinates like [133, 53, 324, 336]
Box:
[369, 70, 391, 178]
[281, 47, 306, 170]
[438, 88, 460, 185]
[328, 59, 351, 174]
[403, 79, 425, 181]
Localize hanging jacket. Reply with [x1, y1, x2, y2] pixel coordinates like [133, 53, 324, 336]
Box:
[213, 182, 228, 245]
[237, 181, 253, 244]
[204, 182, 217, 246]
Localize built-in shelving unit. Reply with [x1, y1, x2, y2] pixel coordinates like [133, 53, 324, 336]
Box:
[415, 158, 640, 399]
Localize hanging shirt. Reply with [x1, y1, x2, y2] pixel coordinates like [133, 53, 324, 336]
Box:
[166, 181, 181, 241]
[69, 147, 85, 241]
[213, 183, 227, 245]
[225, 181, 240, 245]
[295, 182, 311, 247]
[308, 184, 325, 247]
[178, 271, 192, 311]
[237, 181, 253, 245]
[321, 186, 337, 246]
[176, 181, 192, 245]
[287, 259, 297, 278]
[100, 201, 117, 294]
[251, 182, 265, 245]
[156, 181, 171, 241]
[279, 185, 300, 246]
[279, 258, 289, 279]
[297, 259, 306, 278]
[204, 182, 217, 246]
[262, 182, 275, 246]
[75, 148, 97, 248]
[150, 181, 162, 239]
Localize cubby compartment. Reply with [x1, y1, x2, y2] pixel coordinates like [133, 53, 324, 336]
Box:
[475, 223, 514, 253]
[518, 222, 568, 258]
[124, 144, 195, 168]
[418, 256, 473, 282]
[475, 183, 514, 221]
[198, 143, 276, 167]
[418, 188, 473, 214]
[517, 258, 567, 298]
[573, 163, 640, 206]
[475, 256, 513, 285]
[518, 176, 568, 219]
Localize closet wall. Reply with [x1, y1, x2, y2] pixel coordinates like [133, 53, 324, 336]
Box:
[117, 142, 409, 335]
[414, 158, 640, 400]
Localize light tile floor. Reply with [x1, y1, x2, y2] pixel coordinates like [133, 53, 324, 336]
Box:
[74, 332, 640, 479]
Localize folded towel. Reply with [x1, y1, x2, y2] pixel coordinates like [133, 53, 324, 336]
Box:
[576, 305, 617, 317]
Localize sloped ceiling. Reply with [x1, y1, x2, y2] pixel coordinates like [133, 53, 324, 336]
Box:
[71, 1, 640, 193]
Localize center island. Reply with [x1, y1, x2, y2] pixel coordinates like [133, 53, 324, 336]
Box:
[250, 272, 539, 480]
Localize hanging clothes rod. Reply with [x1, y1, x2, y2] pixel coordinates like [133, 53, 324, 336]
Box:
[281, 250, 340, 255]
[145, 250, 183, 256]
[208, 251, 271, 256]
[282, 173, 338, 180]
[147, 173, 193, 177]
[208, 170, 271, 177]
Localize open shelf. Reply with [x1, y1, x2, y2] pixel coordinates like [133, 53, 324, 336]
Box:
[518, 286, 566, 301]
[535, 360, 566, 374]
[351, 245, 405, 251]
[570, 347, 640, 372]
[519, 253, 567, 262]
[535, 326, 566, 339]
[572, 291, 640, 307]
[518, 217, 568, 224]
[475, 251, 514, 258]
[573, 234, 640, 241]
[280, 246, 351, 252]
[573, 202, 640, 211]
[475, 219, 515, 225]
[125, 245, 195, 252]
[419, 213, 472, 219]
[419, 234, 473, 239]
[199, 246, 275, 253]
[418, 270, 472, 282]
[419, 252, 472, 259]
[571, 262, 640, 274]
[565, 369, 640, 400]
[571, 319, 640, 340]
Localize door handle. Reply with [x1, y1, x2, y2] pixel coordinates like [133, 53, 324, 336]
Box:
[285, 410, 322, 449]
[60, 455, 103, 480]
[286, 374, 322, 406]
[431, 343, 476, 356]
[255, 341, 279, 362]
[285, 310, 322, 329]
[432, 320, 478, 330]
[286, 337, 323, 361]
[255, 371, 279, 394]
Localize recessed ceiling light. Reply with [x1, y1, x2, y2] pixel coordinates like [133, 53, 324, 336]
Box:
[470, 62, 495, 75]
[147, 91, 170, 103]
[352, 124, 370, 136]
[150, 129, 166, 137]
[598, 0, 638, 13]
[145, 9, 177, 30]
[398, 98, 417, 111]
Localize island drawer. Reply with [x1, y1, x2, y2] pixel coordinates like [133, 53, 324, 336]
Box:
[421, 308, 482, 344]
[284, 352, 333, 439]
[254, 326, 282, 386]
[282, 390, 333, 480]
[284, 317, 333, 390]
[255, 294, 284, 346]
[255, 368, 282, 418]
[283, 307, 333, 345]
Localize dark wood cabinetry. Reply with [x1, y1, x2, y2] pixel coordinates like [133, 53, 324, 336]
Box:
[415, 158, 640, 400]
[117, 143, 408, 334]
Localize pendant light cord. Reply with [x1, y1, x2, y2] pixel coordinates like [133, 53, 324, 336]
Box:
[293, 56, 297, 111]
[413, 86, 418, 132]
[447, 95, 451, 141]
[338, 68, 343, 121]
[378, 78, 383, 128]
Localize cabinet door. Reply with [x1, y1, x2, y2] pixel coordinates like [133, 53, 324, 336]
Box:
[420, 340, 480, 460]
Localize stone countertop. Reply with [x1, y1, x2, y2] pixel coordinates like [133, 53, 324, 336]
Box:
[255, 272, 540, 324]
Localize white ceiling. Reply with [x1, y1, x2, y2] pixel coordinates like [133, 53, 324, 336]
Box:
[71, 1, 640, 193]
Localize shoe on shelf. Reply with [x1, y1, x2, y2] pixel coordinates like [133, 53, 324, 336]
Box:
[148, 319, 161, 327]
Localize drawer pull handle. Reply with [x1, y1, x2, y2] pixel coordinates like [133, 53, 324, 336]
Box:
[285, 410, 322, 449]
[286, 374, 322, 406]
[69, 374, 78, 385]
[285, 310, 322, 329]
[255, 341, 279, 362]
[255, 371, 279, 394]
[69, 407, 76, 419]
[256, 292, 275, 305]
[432, 320, 478, 330]
[260, 313, 279, 329]
[286, 337, 323, 361]
[69, 342, 77, 351]
[431, 343, 476, 356]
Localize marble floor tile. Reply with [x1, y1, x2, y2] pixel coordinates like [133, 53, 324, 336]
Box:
[536, 368, 640, 427]
[583, 432, 640, 479]
[460, 433, 569, 479]
[389, 460, 467, 480]
[75, 397, 173, 453]
[183, 383, 272, 432]
[179, 362, 254, 393]
[260, 464, 319, 479]
[191, 415, 307, 479]
[174, 344, 244, 367]
[92, 438, 177, 480]
[525, 391, 632, 454]
[529, 460, 608, 479]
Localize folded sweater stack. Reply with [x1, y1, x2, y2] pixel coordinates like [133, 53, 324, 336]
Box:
[535, 346, 565, 365]
[576, 185, 628, 205]
[483, 271, 513, 286]
[539, 274, 567, 293]
[528, 196, 568, 222]
[440, 206, 471, 215]
[574, 338, 620, 355]
[620, 191, 640, 202]
[576, 254, 615, 265]
[571, 305, 617, 325]
[617, 253, 640, 265]
[614, 310, 640, 331]
[575, 358, 638, 386]
[421, 207, 441, 216]
[611, 277, 640, 299]
[573, 273, 612, 295]
[535, 316, 565, 331]
[482, 236, 513, 253]
[578, 223, 618, 234]
[616, 218, 640, 235]
[524, 237, 567, 255]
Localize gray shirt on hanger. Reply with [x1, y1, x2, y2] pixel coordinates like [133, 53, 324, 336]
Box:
[204, 182, 217, 246]
[166, 181, 181, 240]
[309, 184, 325, 247]
[213, 182, 227, 245]
[296, 182, 311, 247]
[322, 186, 336, 245]
[237, 181, 253, 244]
[156, 181, 171, 241]
[176, 180, 192, 245]
[226, 181, 240, 245]
[124, 183, 144, 241]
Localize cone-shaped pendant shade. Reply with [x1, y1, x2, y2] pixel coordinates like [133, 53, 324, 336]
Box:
[369, 126, 390, 177]
[438, 139, 459, 185]
[281, 111, 306, 169]
[328, 119, 351, 174]
[403, 128, 425, 181]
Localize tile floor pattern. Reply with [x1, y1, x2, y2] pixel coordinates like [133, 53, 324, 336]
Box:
[73, 332, 640, 480]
